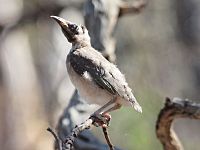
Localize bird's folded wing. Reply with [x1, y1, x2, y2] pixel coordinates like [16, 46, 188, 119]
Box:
[69, 50, 131, 99]
[69, 49, 142, 112]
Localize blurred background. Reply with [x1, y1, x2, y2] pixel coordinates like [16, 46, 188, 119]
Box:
[1, 0, 200, 150]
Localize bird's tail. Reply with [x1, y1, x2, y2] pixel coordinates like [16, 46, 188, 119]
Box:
[133, 102, 142, 113]
[130, 96, 142, 113]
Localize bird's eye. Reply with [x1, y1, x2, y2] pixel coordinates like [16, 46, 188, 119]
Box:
[71, 24, 77, 30]
[69, 24, 79, 34]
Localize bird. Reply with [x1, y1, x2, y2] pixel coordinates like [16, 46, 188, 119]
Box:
[51, 16, 142, 125]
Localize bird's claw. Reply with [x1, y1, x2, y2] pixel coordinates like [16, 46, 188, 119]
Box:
[90, 113, 111, 127]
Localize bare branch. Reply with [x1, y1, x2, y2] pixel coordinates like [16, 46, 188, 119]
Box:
[48, 119, 94, 150]
[64, 118, 93, 149]
[102, 127, 114, 150]
[50, 114, 113, 150]
[47, 128, 62, 150]
[156, 97, 200, 150]
[64, 115, 112, 149]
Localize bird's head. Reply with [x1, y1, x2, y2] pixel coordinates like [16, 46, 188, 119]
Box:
[51, 16, 90, 45]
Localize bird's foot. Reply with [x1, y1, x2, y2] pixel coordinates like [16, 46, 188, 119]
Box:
[90, 113, 111, 128]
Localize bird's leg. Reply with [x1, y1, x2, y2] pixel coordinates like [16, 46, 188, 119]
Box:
[90, 114, 109, 127]
[93, 96, 117, 115]
[90, 97, 117, 127]
[99, 103, 121, 127]
[102, 103, 122, 115]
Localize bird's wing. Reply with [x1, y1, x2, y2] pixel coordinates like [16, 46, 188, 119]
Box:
[69, 50, 117, 95]
[69, 48, 142, 112]
[69, 48, 132, 99]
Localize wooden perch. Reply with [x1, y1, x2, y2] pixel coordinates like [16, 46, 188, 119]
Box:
[48, 115, 114, 150]
[64, 118, 94, 150]
[156, 97, 200, 150]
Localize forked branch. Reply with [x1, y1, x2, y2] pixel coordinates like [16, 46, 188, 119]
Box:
[48, 116, 114, 150]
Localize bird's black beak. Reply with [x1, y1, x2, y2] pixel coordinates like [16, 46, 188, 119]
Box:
[50, 16, 75, 42]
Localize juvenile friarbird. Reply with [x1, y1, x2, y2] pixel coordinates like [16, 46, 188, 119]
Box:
[51, 16, 142, 125]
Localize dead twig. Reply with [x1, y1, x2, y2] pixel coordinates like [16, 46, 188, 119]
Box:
[102, 127, 114, 150]
[156, 97, 200, 150]
[64, 118, 93, 149]
[47, 127, 62, 150]
[48, 115, 113, 150]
